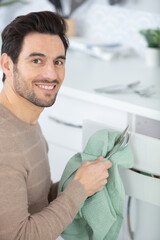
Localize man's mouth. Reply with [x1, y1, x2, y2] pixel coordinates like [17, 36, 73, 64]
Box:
[35, 83, 57, 91]
[38, 85, 55, 90]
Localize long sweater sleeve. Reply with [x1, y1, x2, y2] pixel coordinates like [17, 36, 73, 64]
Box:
[0, 164, 87, 240]
[0, 104, 87, 240]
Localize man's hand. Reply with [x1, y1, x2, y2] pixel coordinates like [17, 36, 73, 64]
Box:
[74, 156, 112, 197]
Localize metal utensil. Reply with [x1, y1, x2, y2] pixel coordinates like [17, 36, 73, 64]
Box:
[112, 125, 129, 146]
[106, 132, 130, 159]
[95, 82, 155, 98]
[94, 81, 140, 93]
[134, 85, 155, 97]
[105, 126, 130, 159]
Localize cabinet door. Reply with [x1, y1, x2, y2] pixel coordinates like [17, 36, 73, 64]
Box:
[48, 143, 76, 182]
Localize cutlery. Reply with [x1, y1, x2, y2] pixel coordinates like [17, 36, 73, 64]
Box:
[105, 125, 130, 159]
[94, 81, 140, 93]
[95, 82, 155, 97]
[134, 85, 155, 97]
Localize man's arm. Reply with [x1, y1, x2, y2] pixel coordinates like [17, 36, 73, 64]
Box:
[0, 147, 111, 240]
[0, 163, 87, 240]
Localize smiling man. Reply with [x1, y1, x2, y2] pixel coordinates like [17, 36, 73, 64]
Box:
[12, 34, 65, 107]
[1, 31, 66, 123]
[0, 11, 112, 240]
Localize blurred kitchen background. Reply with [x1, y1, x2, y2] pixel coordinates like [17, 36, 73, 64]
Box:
[0, 0, 160, 55]
[0, 1, 160, 240]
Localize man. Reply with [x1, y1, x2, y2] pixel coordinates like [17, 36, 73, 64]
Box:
[0, 11, 112, 240]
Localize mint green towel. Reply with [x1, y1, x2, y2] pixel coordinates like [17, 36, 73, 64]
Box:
[58, 129, 134, 240]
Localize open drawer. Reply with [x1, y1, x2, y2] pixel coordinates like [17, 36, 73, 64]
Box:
[82, 119, 160, 207]
[122, 131, 160, 207]
[119, 168, 160, 206]
[129, 131, 160, 176]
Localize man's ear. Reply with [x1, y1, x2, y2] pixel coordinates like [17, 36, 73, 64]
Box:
[0, 53, 13, 79]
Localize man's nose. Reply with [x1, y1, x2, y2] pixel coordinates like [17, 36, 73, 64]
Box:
[41, 64, 58, 80]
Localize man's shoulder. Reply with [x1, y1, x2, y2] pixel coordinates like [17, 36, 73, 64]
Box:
[0, 123, 22, 154]
[0, 106, 22, 153]
[0, 104, 29, 136]
[0, 107, 17, 136]
[0, 113, 26, 173]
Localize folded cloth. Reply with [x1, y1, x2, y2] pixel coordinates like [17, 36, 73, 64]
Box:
[58, 129, 134, 240]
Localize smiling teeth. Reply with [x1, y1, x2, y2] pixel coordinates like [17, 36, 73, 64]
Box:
[39, 85, 54, 90]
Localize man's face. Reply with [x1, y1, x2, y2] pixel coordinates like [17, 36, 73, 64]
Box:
[12, 32, 66, 107]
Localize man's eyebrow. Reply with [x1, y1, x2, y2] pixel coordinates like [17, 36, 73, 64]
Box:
[56, 55, 66, 60]
[26, 53, 46, 59]
[26, 53, 66, 60]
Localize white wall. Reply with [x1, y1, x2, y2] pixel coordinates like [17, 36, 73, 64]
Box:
[72, 0, 160, 56]
[119, 0, 160, 15]
[0, 0, 160, 57]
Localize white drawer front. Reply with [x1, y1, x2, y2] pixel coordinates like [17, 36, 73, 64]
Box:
[120, 169, 160, 207]
[130, 132, 160, 175]
[39, 93, 128, 151]
[51, 94, 128, 128]
[39, 112, 82, 152]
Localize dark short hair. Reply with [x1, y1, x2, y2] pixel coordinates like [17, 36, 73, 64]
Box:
[1, 11, 69, 82]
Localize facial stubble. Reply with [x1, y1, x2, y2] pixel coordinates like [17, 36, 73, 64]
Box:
[13, 65, 58, 107]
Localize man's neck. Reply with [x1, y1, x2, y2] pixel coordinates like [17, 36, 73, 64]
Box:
[0, 86, 43, 125]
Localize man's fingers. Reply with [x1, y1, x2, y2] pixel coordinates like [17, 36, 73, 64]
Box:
[103, 160, 112, 169]
[74, 156, 112, 197]
[94, 157, 112, 170]
[96, 156, 104, 162]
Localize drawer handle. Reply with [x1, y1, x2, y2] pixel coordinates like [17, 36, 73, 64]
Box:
[127, 196, 135, 240]
[130, 168, 160, 178]
[48, 116, 82, 129]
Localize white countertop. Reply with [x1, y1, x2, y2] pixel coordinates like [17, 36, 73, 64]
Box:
[60, 50, 160, 121]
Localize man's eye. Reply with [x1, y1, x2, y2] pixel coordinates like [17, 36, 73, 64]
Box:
[32, 59, 41, 64]
[55, 60, 64, 66]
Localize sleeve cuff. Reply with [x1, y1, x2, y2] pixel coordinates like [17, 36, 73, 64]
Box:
[63, 179, 88, 206]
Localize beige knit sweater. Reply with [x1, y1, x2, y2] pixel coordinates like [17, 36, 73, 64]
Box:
[0, 104, 87, 240]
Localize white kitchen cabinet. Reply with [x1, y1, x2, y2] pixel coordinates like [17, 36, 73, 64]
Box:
[39, 94, 130, 240]
[39, 84, 160, 239]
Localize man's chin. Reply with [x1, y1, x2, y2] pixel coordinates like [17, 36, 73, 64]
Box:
[36, 99, 56, 108]
[44, 101, 56, 108]
[30, 96, 57, 108]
